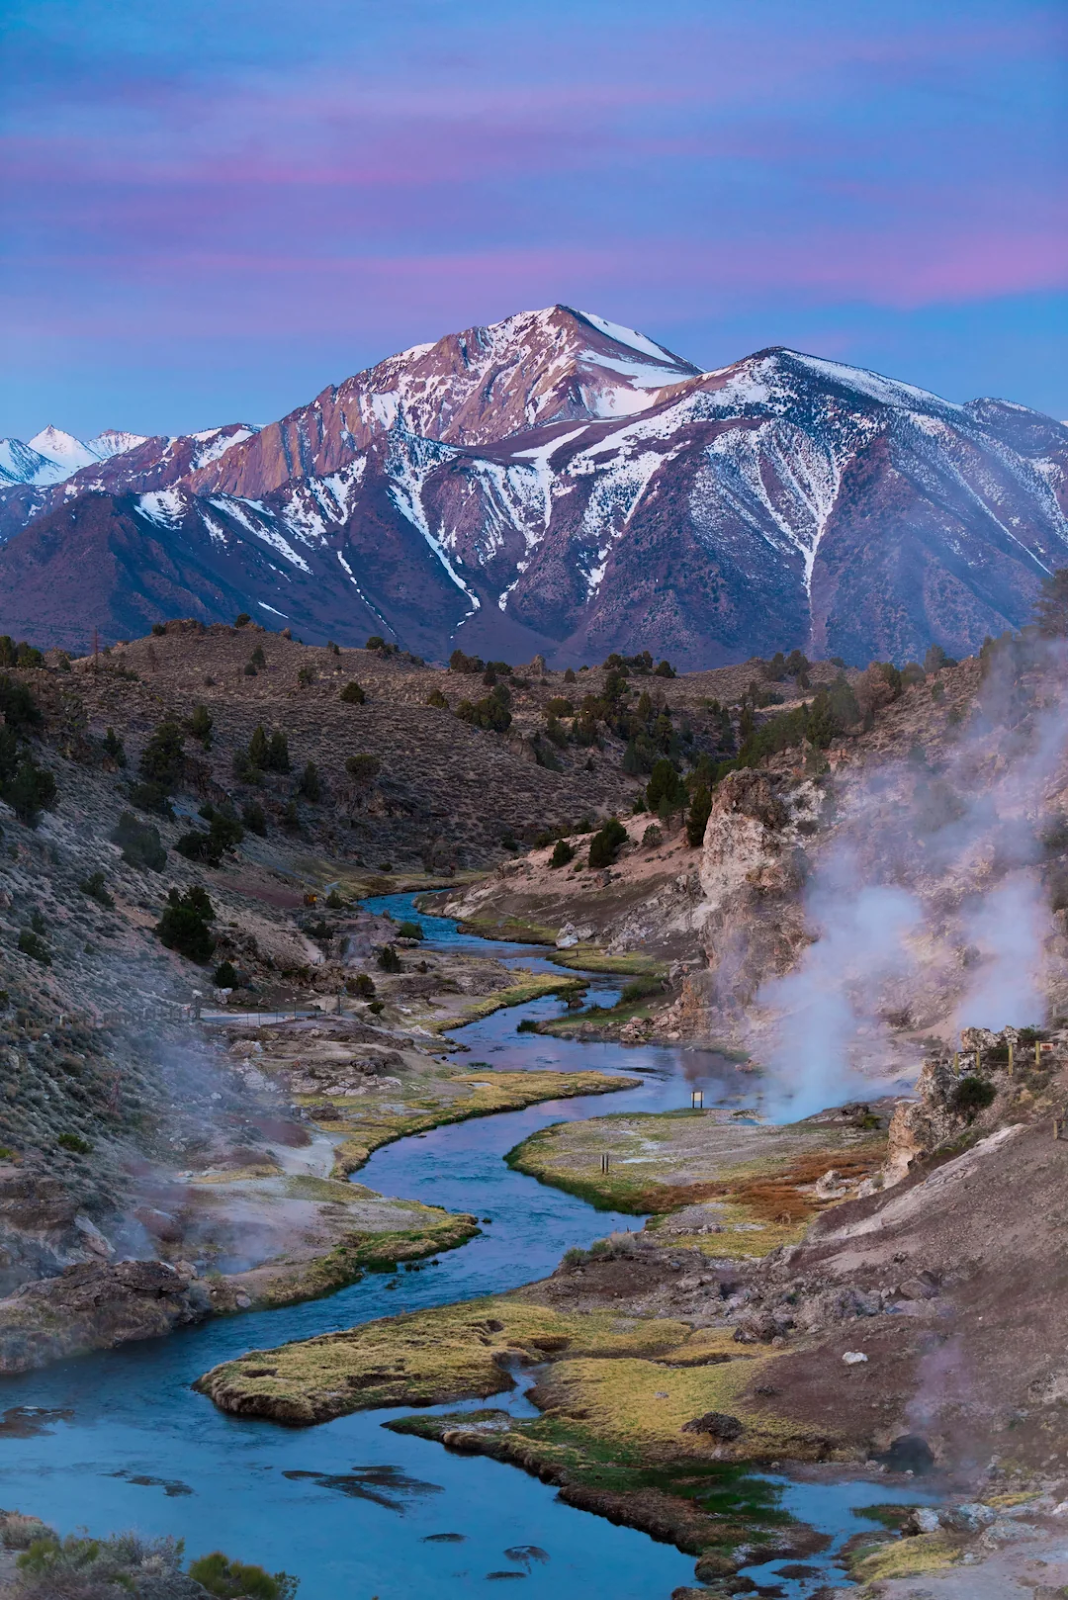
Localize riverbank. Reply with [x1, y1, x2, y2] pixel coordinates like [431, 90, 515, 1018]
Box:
[506, 1102, 888, 1248]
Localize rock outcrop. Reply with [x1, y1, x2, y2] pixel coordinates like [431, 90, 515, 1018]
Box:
[694, 770, 819, 1026]
[0, 1258, 210, 1374]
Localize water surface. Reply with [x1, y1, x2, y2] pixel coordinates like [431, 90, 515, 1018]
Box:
[0, 895, 909, 1596]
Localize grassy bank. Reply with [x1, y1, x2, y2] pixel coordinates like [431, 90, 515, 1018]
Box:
[228, 1206, 481, 1310]
[196, 1295, 694, 1424]
[547, 947, 669, 977]
[427, 970, 587, 1033]
[506, 1109, 888, 1252]
[327, 1069, 640, 1177]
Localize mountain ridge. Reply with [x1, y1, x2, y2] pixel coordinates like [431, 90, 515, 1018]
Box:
[1, 306, 1065, 667]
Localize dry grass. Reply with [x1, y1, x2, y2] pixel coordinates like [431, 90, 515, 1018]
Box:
[535, 1352, 842, 1462]
[197, 1296, 693, 1425]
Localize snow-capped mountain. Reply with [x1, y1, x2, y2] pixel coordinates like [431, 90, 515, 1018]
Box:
[1, 307, 1065, 666]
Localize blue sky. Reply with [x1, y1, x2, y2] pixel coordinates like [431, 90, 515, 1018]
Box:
[1, 0, 1065, 437]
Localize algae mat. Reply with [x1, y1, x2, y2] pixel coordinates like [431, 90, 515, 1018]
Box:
[507, 1108, 887, 1254]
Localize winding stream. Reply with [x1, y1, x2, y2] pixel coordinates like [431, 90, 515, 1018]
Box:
[0, 898, 925, 1597]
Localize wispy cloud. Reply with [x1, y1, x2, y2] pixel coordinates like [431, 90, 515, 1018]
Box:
[1, 0, 1063, 434]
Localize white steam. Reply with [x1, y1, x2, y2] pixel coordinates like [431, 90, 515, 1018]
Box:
[755, 639, 1068, 1115]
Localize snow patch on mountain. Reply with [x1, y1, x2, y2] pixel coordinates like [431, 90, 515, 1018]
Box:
[190, 427, 257, 468]
[0, 439, 63, 487]
[692, 422, 842, 594]
[209, 496, 312, 573]
[576, 310, 690, 368]
[137, 486, 186, 529]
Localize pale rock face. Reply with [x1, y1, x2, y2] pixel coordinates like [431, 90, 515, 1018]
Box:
[693, 771, 820, 1027]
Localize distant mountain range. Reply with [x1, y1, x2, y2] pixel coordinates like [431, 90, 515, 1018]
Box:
[2, 306, 1066, 667]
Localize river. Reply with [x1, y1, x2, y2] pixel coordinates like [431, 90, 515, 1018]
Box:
[0, 896, 927, 1597]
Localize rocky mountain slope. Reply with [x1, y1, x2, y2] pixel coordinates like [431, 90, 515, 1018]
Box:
[3, 307, 1066, 666]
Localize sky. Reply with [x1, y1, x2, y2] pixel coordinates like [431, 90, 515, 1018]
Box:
[1, 0, 1065, 439]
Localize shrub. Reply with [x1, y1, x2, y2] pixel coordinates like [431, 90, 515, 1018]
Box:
[57, 1132, 92, 1155]
[187, 704, 213, 746]
[111, 811, 166, 870]
[427, 687, 449, 709]
[188, 1550, 298, 1600]
[549, 839, 574, 868]
[622, 977, 662, 1003]
[345, 753, 381, 788]
[247, 645, 266, 669]
[297, 761, 321, 801]
[241, 800, 267, 835]
[646, 758, 685, 812]
[282, 800, 300, 830]
[368, 999, 384, 1014]
[102, 726, 126, 765]
[139, 720, 186, 791]
[325, 888, 344, 909]
[952, 1075, 997, 1120]
[456, 683, 512, 732]
[213, 960, 239, 988]
[176, 807, 243, 867]
[5, 759, 56, 825]
[234, 613, 251, 627]
[78, 870, 114, 907]
[396, 920, 424, 940]
[151, 622, 167, 636]
[686, 782, 713, 847]
[563, 667, 577, 683]
[340, 680, 366, 704]
[449, 648, 484, 674]
[17, 929, 51, 965]
[654, 659, 676, 678]
[0, 675, 42, 733]
[365, 635, 385, 649]
[642, 823, 662, 849]
[588, 816, 628, 868]
[266, 731, 290, 772]
[377, 944, 402, 972]
[545, 696, 574, 717]
[248, 725, 269, 768]
[157, 886, 216, 963]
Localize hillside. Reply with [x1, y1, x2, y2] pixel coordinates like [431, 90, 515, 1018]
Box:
[2, 308, 1066, 667]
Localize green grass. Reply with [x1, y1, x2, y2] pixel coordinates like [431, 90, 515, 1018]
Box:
[329, 1070, 637, 1177]
[547, 948, 669, 977]
[431, 971, 587, 1033]
[386, 1409, 798, 1559]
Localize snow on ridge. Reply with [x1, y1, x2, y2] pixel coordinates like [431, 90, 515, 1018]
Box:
[576, 310, 690, 368]
[207, 496, 312, 573]
[783, 351, 963, 414]
[86, 429, 148, 459]
[0, 439, 65, 487]
[192, 427, 256, 467]
[137, 485, 186, 528]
